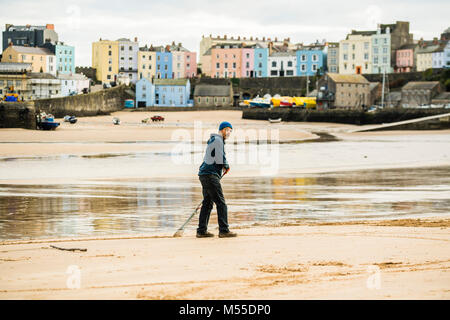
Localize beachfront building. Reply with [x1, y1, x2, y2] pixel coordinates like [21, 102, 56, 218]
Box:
[40, 41, 75, 75]
[1, 45, 56, 75]
[211, 43, 242, 78]
[339, 32, 373, 74]
[253, 45, 268, 77]
[135, 77, 155, 107]
[28, 72, 61, 99]
[401, 81, 442, 107]
[2, 23, 58, 52]
[241, 46, 254, 78]
[155, 46, 172, 79]
[118, 38, 139, 84]
[268, 50, 296, 77]
[318, 73, 370, 108]
[395, 44, 417, 73]
[432, 41, 448, 69]
[199, 34, 294, 75]
[137, 46, 156, 80]
[184, 50, 197, 78]
[92, 39, 119, 84]
[445, 41, 450, 68]
[0, 62, 32, 100]
[172, 49, 185, 79]
[327, 42, 339, 73]
[194, 84, 234, 107]
[58, 73, 90, 96]
[154, 78, 190, 106]
[296, 43, 326, 77]
[372, 25, 393, 74]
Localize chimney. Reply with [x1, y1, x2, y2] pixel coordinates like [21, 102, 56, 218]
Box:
[238, 36, 240, 40]
[224, 35, 227, 40]
[268, 41, 273, 55]
[231, 36, 234, 40]
[256, 37, 258, 40]
[433, 37, 438, 45]
[244, 37, 246, 40]
[250, 36, 253, 41]
[134, 37, 138, 42]
[178, 42, 182, 47]
[172, 41, 175, 45]
[275, 37, 278, 42]
[46, 24, 54, 30]
[5, 24, 12, 31]
[263, 37, 266, 41]
[26, 24, 31, 28]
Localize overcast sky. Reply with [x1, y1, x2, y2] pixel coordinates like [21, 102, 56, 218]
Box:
[1, 0, 448, 66]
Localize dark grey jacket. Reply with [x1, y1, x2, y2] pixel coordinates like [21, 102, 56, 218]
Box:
[198, 133, 229, 178]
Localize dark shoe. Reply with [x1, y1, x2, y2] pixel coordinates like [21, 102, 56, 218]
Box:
[196, 231, 214, 238]
[218, 231, 237, 238]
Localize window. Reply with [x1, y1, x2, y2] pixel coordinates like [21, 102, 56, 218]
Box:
[352, 44, 355, 50]
[259, 53, 262, 58]
[287, 70, 294, 76]
[301, 55, 306, 62]
[272, 61, 276, 67]
[129, 46, 132, 50]
[364, 42, 369, 50]
[374, 48, 378, 54]
[143, 64, 146, 69]
[364, 53, 369, 60]
[312, 64, 317, 71]
[301, 64, 306, 71]
[233, 62, 236, 69]
[246, 53, 250, 59]
[121, 46, 124, 51]
[258, 62, 262, 68]
[383, 47, 388, 54]
[246, 62, 249, 68]
[287, 61, 293, 67]
[225, 63, 228, 68]
[343, 54, 348, 61]
[312, 54, 318, 62]
[108, 51, 112, 56]
[270, 70, 277, 76]
[216, 63, 220, 68]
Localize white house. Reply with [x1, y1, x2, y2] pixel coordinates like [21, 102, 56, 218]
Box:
[29, 72, 61, 99]
[267, 52, 297, 77]
[118, 38, 139, 84]
[58, 73, 90, 96]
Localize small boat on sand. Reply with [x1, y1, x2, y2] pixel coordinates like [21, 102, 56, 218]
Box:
[268, 118, 282, 123]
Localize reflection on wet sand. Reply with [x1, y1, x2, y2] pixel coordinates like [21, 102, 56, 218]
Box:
[1, 166, 449, 240]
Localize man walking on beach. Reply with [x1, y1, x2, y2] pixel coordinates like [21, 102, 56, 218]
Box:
[197, 121, 237, 238]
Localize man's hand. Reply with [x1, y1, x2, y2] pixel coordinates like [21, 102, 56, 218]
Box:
[223, 167, 230, 176]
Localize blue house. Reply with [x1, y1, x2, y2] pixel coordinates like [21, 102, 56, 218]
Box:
[254, 46, 268, 77]
[154, 79, 190, 107]
[296, 45, 326, 77]
[135, 78, 155, 107]
[40, 42, 75, 74]
[156, 51, 173, 79]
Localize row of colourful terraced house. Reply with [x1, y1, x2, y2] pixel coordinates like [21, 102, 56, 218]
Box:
[92, 38, 197, 84]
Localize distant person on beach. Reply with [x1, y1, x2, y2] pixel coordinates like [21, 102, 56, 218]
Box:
[197, 121, 237, 238]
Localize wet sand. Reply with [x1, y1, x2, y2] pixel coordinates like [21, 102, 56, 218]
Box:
[0, 218, 449, 299]
[1, 110, 449, 299]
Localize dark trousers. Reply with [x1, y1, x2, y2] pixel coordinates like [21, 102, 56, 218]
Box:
[197, 174, 229, 233]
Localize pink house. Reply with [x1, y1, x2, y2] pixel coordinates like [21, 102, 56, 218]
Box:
[211, 44, 242, 78]
[184, 52, 197, 78]
[241, 47, 254, 77]
[396, 44, 417, 73]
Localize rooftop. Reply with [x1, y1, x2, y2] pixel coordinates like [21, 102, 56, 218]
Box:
[194, 84, 231, 97]
[402, 81, 440, 90]
[154, 78, 189, 86]
[0, 62, 32, 73]
[327, 73, 370, 84]
[7, 45, 53, 55]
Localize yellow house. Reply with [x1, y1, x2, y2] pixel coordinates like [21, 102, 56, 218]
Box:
[92, 40, 119, 83]
[1, 45, 54, 74]
[137, 49, 156, 80]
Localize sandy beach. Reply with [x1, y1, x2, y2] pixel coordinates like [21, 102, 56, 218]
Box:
[1, 110, 449, 299]
[0, 218, 449, 299]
